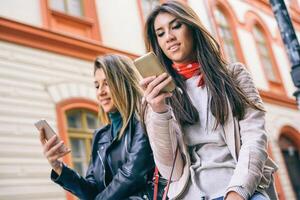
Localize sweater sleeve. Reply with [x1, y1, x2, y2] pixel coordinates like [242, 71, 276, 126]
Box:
[226, 63, 268, 198]
[144, 106, 184, 180]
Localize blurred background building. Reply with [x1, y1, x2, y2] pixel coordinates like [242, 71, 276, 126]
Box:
[0, 0, 299, 200]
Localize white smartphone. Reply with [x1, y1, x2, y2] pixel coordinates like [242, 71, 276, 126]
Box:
[134, 52, 176, 92]
[35, 119, 68, 152]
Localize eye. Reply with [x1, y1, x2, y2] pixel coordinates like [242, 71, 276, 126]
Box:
[95, 84, 99, 89]
[156, 31, 165, 38]
[172, 22, 182, 30]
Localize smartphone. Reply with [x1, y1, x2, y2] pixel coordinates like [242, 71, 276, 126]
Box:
[35, 119, 68, 153]
[134, 52, 176, 92]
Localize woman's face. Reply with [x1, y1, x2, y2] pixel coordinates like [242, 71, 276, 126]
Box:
[154, 12, 195, 64]
[94, 68, 117, 113]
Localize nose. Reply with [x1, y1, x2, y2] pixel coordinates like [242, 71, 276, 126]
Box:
[97, 85, 106, 96]
[166, 30, 175, 43]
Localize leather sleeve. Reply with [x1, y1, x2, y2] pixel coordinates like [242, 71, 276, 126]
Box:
[51, 162, 100, 200]
[95, 122, 155, 200]
[51, 128, 104, 200]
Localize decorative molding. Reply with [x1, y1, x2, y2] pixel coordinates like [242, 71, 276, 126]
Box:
[280, 125, 300, 150]
[259, 90, 297, 109]
[47, 82, 96, 103]
[0, 17, 138, 61]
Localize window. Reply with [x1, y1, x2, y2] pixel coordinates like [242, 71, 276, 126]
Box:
[50, 0, 84, 17]
[253, 26, 278, 82]
[244, 12, 285, 94]
[279, 135, 300, 199]
[41, 0, 100, 40]
[214, 8, 238, 63]
[139, 0, 160, 21]
[66, 109, 100, 175]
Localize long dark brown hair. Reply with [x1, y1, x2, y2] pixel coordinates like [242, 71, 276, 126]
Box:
[143, 0, 264, 128]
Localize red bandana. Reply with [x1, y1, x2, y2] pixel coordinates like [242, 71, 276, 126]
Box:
[172, 62, 205, 87]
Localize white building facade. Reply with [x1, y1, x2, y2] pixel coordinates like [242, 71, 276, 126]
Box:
[0, 0, 299, 200]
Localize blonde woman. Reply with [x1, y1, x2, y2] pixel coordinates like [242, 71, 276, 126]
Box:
[40, 54, 155, 200]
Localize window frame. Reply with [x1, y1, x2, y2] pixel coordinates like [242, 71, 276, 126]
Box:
[278, 126, 300, 200]
[40, 0, 101, 41]
[244, 11, 286, 94]
[56, 98, 98, 200]
[251, 22, 285, 93]
[209, 0, 246, 63]
[66, 109, 99, 175]
[214, 8, 239, 62]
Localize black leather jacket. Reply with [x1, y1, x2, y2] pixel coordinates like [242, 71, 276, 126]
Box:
[51, 117, 155, 200]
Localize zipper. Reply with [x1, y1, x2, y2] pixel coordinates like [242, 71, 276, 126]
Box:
[97, 150, 107, 188]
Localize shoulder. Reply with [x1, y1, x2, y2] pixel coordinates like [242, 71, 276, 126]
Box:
[227, 62, 264, 108]
[227, 62, 251, 79]
[227, 62, 256, 88]
[92, 125, 111, 141]
[131, 116, 147, 137]
[94, 124, 110, 135]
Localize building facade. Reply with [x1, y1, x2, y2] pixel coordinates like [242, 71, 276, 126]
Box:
[0, 0, 299, 200]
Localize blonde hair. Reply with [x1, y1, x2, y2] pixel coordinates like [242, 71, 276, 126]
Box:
[94, 54, 143, 139]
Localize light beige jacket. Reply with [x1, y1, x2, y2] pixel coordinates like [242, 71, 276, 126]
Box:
[144, 63, 278, 199]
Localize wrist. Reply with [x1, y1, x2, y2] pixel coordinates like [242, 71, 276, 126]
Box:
[225, 191, 244, 200]
[53, 161, 63, 175]
[152, 104, 169, 113]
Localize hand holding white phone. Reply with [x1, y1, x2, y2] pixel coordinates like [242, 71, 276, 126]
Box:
[35, 119, 70, 175]
[35, 119, 68, 153]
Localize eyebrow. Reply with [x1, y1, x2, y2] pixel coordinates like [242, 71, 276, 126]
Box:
[94, 78, 106, 84]
[155, 18, 178, 32]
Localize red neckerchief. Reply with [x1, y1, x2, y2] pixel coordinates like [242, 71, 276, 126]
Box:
[172, 62, 205, 87]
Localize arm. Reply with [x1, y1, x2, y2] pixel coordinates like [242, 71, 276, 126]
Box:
[50, 129, 104, 200]
[39, 128, 100, 199]
[94, 122, 155, 200]
[144, 105, 184, 180]
[140, 74, 185, 180]
[226, 63, 268, 199]
[51, 162, 100, 200]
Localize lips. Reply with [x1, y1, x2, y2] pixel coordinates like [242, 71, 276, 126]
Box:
[99, 98, 111, 105]
[168, 43, 180, 52]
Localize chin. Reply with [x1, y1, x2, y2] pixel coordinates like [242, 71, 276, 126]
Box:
[169, 53, 184, 63]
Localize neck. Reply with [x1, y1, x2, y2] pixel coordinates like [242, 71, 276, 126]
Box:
[172, 60, 198, 66]
[108, 111, 122, 139]
[109, 111, 121, 122]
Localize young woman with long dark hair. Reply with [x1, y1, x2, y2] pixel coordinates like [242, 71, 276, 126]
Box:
[141, 1, 278, 200]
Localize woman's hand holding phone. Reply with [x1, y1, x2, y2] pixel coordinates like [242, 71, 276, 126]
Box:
[140, 73, 173, 113]
[39, 128, 71, 175]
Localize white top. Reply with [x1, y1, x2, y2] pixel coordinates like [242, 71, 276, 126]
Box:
[182, 75, 236, 199]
